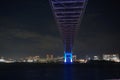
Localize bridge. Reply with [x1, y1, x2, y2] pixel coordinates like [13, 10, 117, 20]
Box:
[49, 0, 88, 63]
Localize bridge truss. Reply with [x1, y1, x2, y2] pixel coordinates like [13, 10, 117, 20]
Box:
[49, 0, 88, 63]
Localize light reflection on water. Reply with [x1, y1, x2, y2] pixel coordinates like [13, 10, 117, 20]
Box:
[105, 79, 120, 80]
[64, 64, 73, 80]
[64, 64, 103, 80]
[0, 63, 120, 80]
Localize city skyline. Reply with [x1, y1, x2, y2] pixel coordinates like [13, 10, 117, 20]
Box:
[0, 0, 120, 59]
[0, 53, 120, 63]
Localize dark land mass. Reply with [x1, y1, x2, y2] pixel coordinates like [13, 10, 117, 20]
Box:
[0, 61, 120, 80]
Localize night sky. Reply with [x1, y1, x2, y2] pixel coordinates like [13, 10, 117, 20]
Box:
[0, 0, 120, 59]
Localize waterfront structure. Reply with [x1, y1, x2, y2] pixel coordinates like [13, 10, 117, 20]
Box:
[46, 54, 54, 61]
[73, 55, 77, 61]
[0, 57, 15, 63]
[93, 56, 99, 60]
[49, 0, 88, 63]
[0, 58, 6, 62]
[103, 54, 120, 62]
[25, 56, 40, 63]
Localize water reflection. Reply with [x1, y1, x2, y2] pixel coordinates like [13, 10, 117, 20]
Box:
[64, 64, 104, 80]
[64, 64, 73, 80]
[0, 63, 120, 80]
[105, 79, 120, 80]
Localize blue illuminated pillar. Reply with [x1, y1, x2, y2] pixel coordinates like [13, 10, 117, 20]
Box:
[64, 40, 73, 63]
[64, 52, 73, 63]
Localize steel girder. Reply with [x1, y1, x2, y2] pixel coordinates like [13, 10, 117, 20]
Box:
[49, 0, 88, 53]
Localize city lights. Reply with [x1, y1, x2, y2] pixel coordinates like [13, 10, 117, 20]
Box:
[0, 53, 120, 63]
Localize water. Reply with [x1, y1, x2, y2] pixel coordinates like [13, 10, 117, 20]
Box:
[0, 63, 120, 80]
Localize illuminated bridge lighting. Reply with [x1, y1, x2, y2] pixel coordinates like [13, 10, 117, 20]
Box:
[49, 0, 88, 63]
[64, 52, 73, 63]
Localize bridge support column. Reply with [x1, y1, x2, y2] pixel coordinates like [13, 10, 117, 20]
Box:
[64, 52, 72, 63]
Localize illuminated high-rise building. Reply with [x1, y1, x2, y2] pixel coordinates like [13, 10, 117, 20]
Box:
[49, 0, 88, 63]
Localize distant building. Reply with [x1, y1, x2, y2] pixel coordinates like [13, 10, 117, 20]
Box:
[0, 58, 5, 62]
[0, 57, 15, 63]
[85, 55, 91, 60]
[39, 58, 47, 63]
[25, 56, 40, 63]
[54, 56, 64, 62]
[93, 56, 99, 60]
[33, 56, 40, 62]
[103, 54, 120, 62]
[78, 59, 87, 63]
[0, 57, 7, 62]
[27, 59, 34, 62]
[46, 54, 49, 60]
[46, 54, 54, 62]
[50, 54, 54, 60]
[73, 55, 77, 61]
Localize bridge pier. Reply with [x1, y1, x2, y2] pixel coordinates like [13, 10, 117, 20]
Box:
[64, 52, 73, 63]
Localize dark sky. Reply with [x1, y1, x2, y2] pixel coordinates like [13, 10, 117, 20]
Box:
[0, 0, 120, 59]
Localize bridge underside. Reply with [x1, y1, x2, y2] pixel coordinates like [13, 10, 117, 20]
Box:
[49, 0, 88, 63]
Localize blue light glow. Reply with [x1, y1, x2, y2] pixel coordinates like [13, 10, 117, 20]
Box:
[64, 52, 72, 63]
